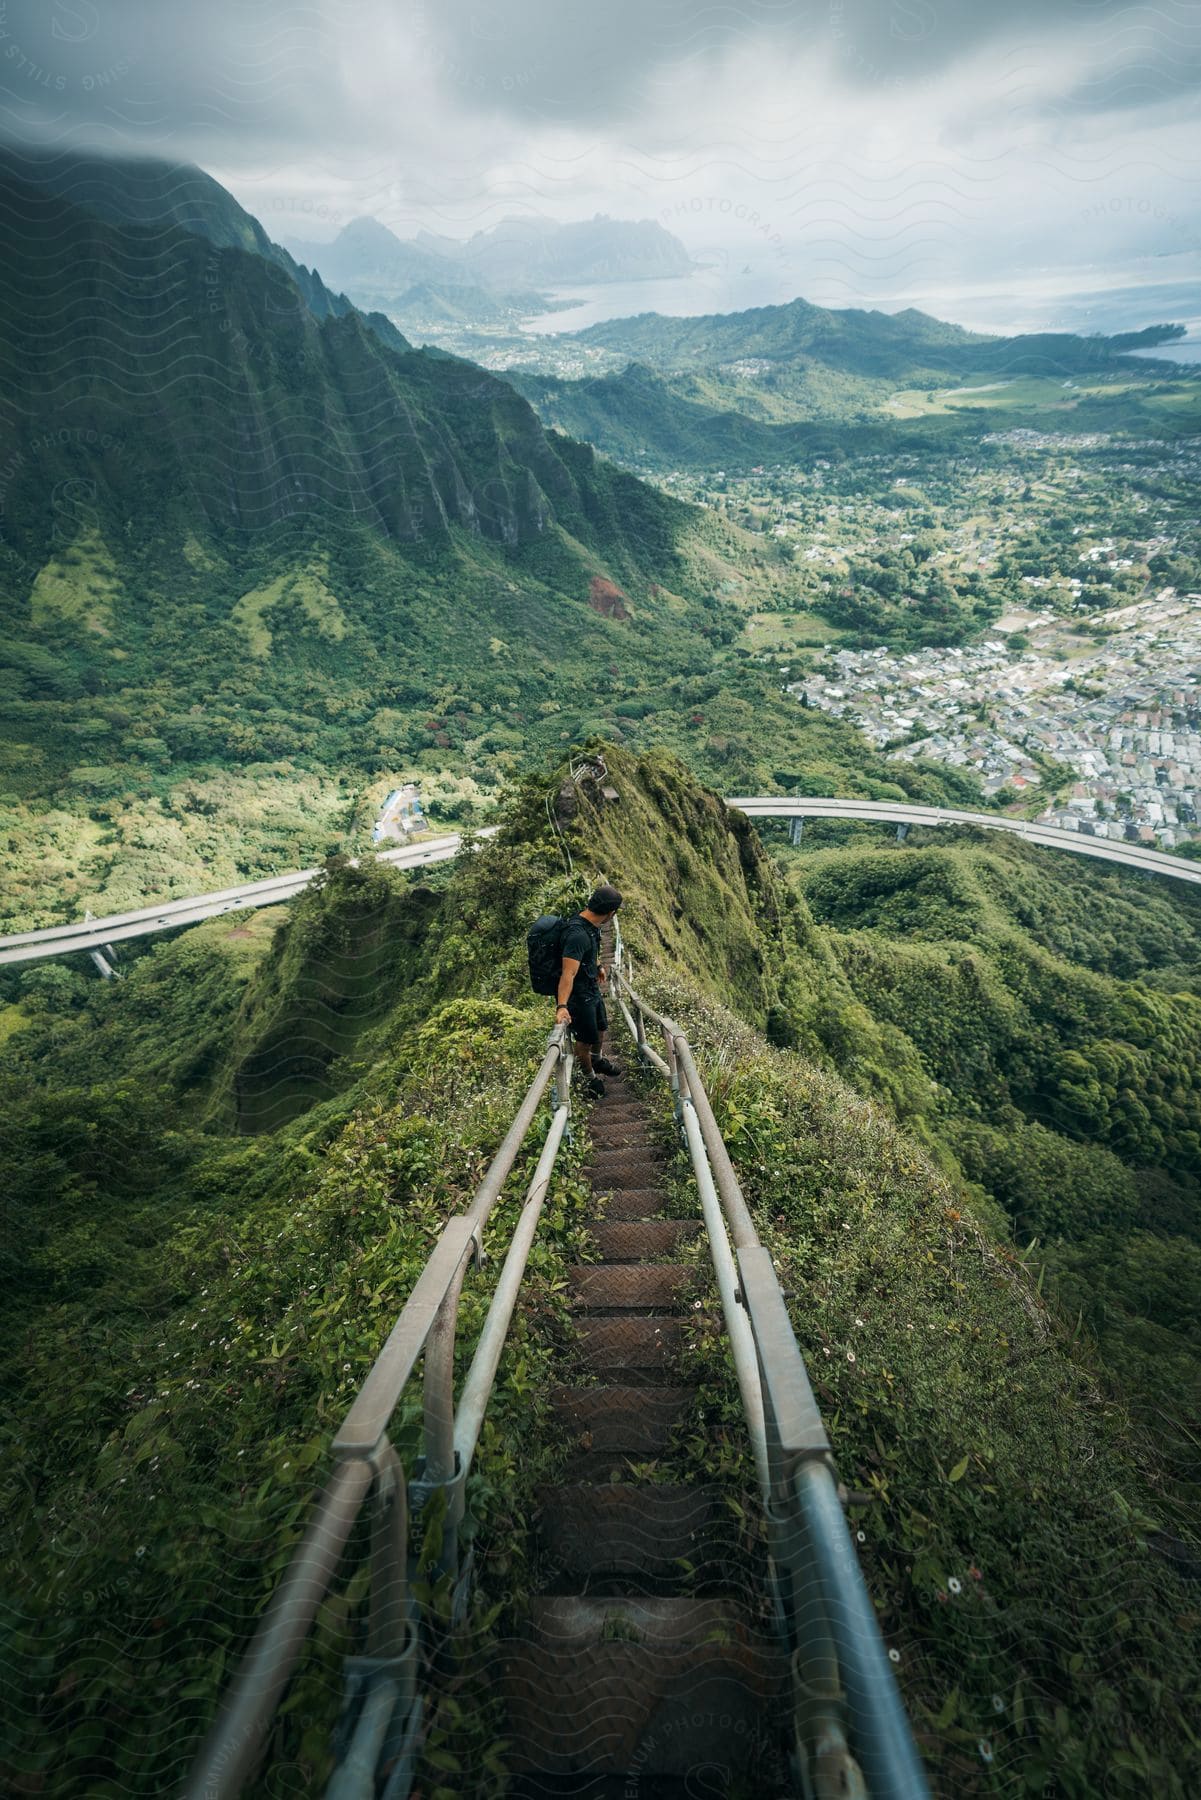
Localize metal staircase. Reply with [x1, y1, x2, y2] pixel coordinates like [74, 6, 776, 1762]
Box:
[500, 1057, 787, 1795]
[183, 926, 931, 1800]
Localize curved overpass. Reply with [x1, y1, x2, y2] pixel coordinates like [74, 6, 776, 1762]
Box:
[0, 829, 498, 967]
[727, 797, 1201, 887]
[2, 798, 1198, 969]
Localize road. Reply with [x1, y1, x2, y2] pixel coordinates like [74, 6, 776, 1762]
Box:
[0, 829, 498, 967]
[727, 797, 1201, 886]
[3, 798, 1198, 969]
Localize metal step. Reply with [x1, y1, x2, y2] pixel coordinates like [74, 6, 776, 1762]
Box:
[591, 1187, 672, 1220]
[589, 1103, 644, 1124]
[534, 1484, 732, 1579]
[551, 1386, 694, 1457]
[568, 1265, 693, 1311]
[500, 1597, 784, 1776]
[573, 1315, 684, 1373]
[588, 1121, 658, 1150]
[589, 1146, 668, 1185]
[583, 1220, 700, 1262]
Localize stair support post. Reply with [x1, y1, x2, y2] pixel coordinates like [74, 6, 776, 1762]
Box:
[418, 1241, 478, 1587]
[327, 1436, 422, 1800]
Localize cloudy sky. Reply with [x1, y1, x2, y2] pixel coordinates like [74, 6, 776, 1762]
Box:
[2, 0, 1199, 325]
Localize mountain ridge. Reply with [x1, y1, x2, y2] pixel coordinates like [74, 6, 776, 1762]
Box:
[0, 144, 411, 356]
[283, 209, 695, 296]
[568, 291, 1187, 379]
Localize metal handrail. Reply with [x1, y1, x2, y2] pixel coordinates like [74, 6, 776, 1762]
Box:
[184, 1025, 574, 1800]
[611, 943, 930, 1800]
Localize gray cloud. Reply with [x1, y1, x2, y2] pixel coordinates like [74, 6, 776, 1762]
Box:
[0, 0, 1197, 317]
[1, 0, 1196, 139]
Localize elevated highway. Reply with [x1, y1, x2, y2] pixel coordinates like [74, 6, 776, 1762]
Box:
[728, 796, 1201, 886]
[3, 797, 1198, 969]
[0, 829, 498, 967]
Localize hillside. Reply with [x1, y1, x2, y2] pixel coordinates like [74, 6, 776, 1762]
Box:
[1, 745, 1198, 1795]
[508, 359, 973, 469]
[0, 145, 410, 353]
[0, 156, 994, 931]
[570, 294, 1187, 381]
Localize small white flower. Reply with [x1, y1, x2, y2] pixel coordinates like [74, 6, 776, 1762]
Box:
[855, 1317, 865, 1327]
[135, 1546, 145, 1558]
[947, 1576, 961, 1595]
[978, 1740, 993, 1764]
[847, 1350, 856, 1364]
[991, 1694, 1004, 1713]
[856, 1529, 866, 1543]
[888, 1648, 901, 1664]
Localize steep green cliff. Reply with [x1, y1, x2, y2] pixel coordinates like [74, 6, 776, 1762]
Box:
[1, 746, 1198, 1795]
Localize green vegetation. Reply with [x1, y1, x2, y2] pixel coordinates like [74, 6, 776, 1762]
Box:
[0, 164, 1009, 932]
[3, 745, 1198, 1796]
[775, 826, 1201, 1492]
[503, 307, 1199, 475]
[569, 296, 1186, 381]
[2, 139, 1199, 1799]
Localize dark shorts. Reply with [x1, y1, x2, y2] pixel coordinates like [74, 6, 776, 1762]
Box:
[566, 992, 607, 1048]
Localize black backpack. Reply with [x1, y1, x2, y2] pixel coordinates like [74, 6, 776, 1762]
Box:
[527, 913, 570, 995]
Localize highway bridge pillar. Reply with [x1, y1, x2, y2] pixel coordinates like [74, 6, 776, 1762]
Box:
[896, 822, 910, 844]
[83, 911, 123, 979]
[789, 816, 804, 846]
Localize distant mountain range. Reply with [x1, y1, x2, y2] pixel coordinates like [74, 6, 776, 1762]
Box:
[503, 298, 1192, 469]
[568, 295, 1187, 379]
[283, 212, 694, 300]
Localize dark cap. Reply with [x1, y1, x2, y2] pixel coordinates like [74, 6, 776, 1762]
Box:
[587, 883, 622, 915]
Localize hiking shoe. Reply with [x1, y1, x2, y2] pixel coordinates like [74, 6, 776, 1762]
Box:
[592, 1056, 623, 1077]
[583, 1073, 606, 1099]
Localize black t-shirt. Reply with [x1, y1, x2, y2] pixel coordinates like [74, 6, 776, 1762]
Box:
[561, 914, 602, 999]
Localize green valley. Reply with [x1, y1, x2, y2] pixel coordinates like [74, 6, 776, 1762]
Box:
[2, 133, 1200, 1800]
[2, 748, 1199, 1795]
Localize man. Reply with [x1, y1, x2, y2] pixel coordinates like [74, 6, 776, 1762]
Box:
[554, 883, 623, 1097]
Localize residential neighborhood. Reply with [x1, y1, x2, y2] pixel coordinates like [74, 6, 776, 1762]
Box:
[794, 590, 1201, 849]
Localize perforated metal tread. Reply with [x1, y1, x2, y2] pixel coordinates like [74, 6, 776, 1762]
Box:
[572, 1315, 684, 1371]
[567, 1265, 693, 1311]
[550, 1385, 694, 1455]
[534, 1483, 734, 1579]
[583, 1220, 700, 1262]
[500, 1598, 785, 1776]
[590, 1187, 673, 1220]
[501, 1009, 787, 1790]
